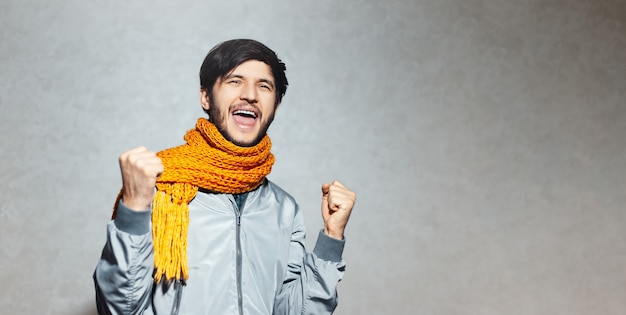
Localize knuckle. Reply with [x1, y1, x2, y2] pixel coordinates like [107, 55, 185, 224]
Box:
[119, 151, 130, 162]
[130, 155, 142, 167]
[127, 153, 140, 164]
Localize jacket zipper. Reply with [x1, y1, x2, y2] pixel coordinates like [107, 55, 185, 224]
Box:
[234, 196, 244, 315]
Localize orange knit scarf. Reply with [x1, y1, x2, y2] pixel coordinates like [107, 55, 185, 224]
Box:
[113, 118, 274, 282]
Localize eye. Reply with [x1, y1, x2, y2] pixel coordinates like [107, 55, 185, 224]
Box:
[227, 79, 241, 85]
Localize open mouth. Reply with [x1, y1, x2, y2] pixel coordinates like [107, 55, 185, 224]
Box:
[233, 109, 258, 119]
[232, 108, 258, 128]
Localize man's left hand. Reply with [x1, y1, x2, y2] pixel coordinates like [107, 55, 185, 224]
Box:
[321, 180, 356, 240]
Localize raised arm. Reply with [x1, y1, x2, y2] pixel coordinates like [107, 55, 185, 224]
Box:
[93, 147, 163, 315]
[274, 181, 356, 314]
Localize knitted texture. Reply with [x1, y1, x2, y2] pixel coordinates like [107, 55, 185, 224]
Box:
[113, 118, 274, 282]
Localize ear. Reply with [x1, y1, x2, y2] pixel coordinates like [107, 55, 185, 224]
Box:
[200, 89, 210, 111]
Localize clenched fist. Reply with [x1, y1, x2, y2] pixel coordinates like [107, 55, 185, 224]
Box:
[119, 146, 164, 211]
[321, 181, 356, 240]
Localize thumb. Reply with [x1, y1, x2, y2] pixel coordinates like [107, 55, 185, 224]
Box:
[321, 183, 330, 197]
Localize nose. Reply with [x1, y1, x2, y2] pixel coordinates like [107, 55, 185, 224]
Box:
[239, 82, 258, 103]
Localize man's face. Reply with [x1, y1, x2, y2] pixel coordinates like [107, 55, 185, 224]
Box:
[201, 60, 279, 147]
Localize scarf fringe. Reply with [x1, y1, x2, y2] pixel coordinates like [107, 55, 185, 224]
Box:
[152, 187, 194, 282]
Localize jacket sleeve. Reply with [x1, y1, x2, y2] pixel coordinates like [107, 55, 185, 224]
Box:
[273, 205, 346, 315]
[93, 202, 155, 315]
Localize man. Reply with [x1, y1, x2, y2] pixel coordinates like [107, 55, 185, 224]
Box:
[94, 39, 356, 315]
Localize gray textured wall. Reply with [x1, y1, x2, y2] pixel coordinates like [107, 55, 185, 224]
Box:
[1, 1, 625, 314]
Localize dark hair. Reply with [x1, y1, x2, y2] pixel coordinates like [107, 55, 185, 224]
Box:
[199, 39, 288, 106]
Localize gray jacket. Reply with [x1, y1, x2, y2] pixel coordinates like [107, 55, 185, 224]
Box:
[94, 180, 346, 315]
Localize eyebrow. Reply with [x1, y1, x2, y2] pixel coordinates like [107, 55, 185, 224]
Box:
[223, 73, 275, 89]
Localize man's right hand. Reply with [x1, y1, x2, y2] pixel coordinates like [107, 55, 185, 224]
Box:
[119, 146, 164, 211]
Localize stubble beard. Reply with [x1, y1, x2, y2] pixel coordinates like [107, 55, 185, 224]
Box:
[207, 97, 275, 147]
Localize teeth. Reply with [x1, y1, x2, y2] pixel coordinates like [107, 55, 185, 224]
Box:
[233, 110, 257, 118]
